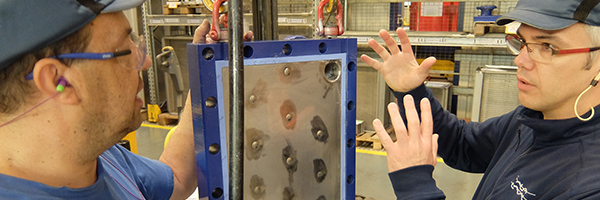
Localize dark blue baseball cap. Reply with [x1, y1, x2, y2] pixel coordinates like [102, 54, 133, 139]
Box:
[496, 0, 600, 30]
[0, 0, 146, 71]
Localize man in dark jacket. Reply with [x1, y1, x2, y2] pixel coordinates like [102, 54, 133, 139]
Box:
[361, 0, 600, 199]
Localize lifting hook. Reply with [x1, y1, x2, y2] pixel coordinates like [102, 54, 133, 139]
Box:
[317, 0, 344, 36]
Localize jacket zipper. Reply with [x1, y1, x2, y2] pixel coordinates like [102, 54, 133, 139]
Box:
[484, 127, 532, 200]
[515, 129, 521, 151]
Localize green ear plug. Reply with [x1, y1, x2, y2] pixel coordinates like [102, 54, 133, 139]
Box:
[56, 78, 68, 92]
[56, 85, 65, 92]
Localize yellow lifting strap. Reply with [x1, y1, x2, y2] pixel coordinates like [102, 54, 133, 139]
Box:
[326, 0, 336, 13]
[203, 0, 228, 13]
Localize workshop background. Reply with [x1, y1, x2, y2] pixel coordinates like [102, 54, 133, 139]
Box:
[121, 0, 521, 199]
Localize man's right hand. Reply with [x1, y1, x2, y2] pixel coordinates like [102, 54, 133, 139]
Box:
[360, 28, 436, 92]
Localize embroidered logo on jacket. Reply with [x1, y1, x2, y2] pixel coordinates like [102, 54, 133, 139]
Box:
[510, 176, 536, 200]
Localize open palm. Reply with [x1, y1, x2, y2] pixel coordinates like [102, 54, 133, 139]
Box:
[360, 29, 436, 92]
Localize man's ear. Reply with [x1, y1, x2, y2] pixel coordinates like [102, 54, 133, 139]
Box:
[32, 58, 79, 105]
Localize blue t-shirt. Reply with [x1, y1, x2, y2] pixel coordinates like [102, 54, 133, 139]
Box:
[0, 145, 174, 199]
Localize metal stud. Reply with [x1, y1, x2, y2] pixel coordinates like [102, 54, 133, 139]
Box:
[286, 157, 295, 166]
[317, 171, 325, 179]
[252, 141, 260, 150]
[253, 186, 261, 193]
[284, 67, 291, 76]
[317, 130, 324, 138]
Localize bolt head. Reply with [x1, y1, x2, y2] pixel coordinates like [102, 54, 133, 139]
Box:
[317, 130, 324, 138]
[317, 171, 325, 178]
[251, 141, 260, 150]
[286, 157, 295, 165]
[254, 186, 261, 193]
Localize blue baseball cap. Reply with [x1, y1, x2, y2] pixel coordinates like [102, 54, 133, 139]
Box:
[496, 0, 600, 30]
[0, 0, 146, 71]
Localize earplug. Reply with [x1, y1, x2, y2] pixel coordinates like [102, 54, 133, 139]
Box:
[56, 77, 69, 92]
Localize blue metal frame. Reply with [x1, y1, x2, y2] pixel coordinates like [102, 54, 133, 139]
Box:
[187, 38, 356, 200]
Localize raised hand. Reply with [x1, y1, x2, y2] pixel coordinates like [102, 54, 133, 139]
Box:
[360, 29, 436, 92]
[372, 95, 439, 172]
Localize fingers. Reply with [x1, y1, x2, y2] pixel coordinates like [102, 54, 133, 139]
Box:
[387, 103, 408, 142]
[379, 29, 400, 55]
[432, 134, 439, 167]
[206, 38, 217, 44]
[373, 119, 394, 150]
[193, 18, 253, 44]
[420, 98, 433, 143]
[419, 56, 437, 74]
[380, 97, 439, 171]
[244, 31, 254, 41]
[360, 54, 382, 70]
[218, 14, 227, 24]
[396, 28, 414, 56]
[403, 95, 420, 143]
[367, 38, 390, 61]
[192, 19, 211, 44]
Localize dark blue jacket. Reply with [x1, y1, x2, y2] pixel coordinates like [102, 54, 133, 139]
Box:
[389, 84, 600, 199]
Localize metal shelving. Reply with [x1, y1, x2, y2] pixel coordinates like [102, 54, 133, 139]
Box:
[342, 31, 506, 48]
[146, 13, 314, 27]
[144, 14, 507, 48]
[277, 13, 314, 27]
[140, 0, 518, 120]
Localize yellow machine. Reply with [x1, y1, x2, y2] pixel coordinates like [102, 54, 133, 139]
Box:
[121, 132, 138, 154]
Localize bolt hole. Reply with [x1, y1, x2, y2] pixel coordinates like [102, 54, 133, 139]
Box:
[346, 175, 354, 184]
[347, 61, 356, 72]
[318, 42, 327, 53]
[212, 187, 223, 198]
[202, 48, 214, 60]
[347, 138, 355, 148]
[244, 45, 254, 58]
[206, 96, 217, 108]
[209, 143, 220, 155]
[282, 44, 292, 55]
[347, 101, 355, 111]
[324, 61, 341, 82]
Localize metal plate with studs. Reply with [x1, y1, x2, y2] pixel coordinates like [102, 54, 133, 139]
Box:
[187, 39, 357, 200]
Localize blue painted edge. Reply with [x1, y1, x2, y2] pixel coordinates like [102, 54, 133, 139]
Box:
[344, 38, 358, 199]
[187, 43, 211, 198]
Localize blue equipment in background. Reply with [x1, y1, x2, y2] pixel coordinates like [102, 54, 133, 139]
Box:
[474, 5, 501, 22]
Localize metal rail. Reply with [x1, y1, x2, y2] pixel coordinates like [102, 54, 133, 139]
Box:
[228, 0, 245, 198]
[142, 2, 157, 105]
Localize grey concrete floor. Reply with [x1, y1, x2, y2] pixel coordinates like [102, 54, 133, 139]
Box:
[135, 125, 170, 160]
[135, 124, 483, 199]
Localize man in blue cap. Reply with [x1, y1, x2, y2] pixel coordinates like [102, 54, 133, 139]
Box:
[362, 0, 600, 199]
[0, 0, 205, 199]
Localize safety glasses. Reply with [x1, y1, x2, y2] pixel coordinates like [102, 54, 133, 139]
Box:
[26, 34, 147, 80]
[506, 34, 600, 64]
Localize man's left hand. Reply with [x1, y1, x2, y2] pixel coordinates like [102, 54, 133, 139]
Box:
[372, 95, 439, 173]
[193, 18, 253, 44]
